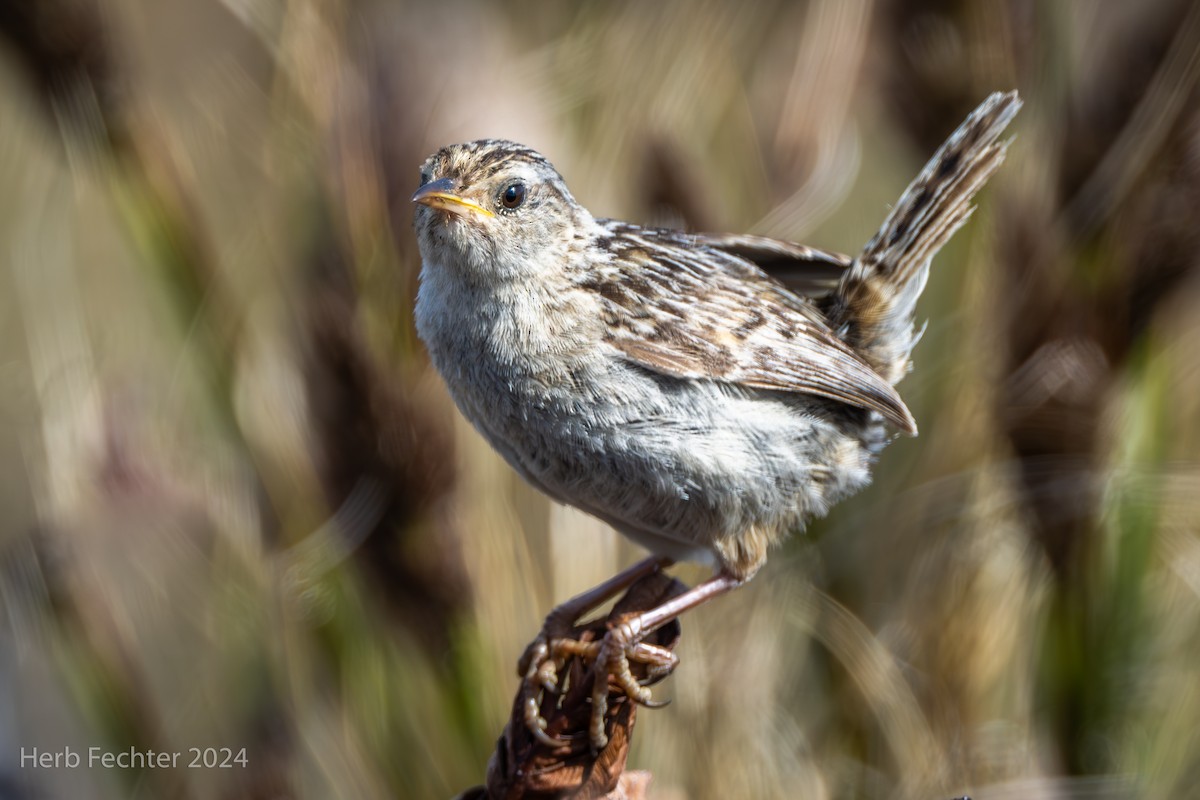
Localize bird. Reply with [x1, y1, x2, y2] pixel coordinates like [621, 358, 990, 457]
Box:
[411, 91, 1020, 749]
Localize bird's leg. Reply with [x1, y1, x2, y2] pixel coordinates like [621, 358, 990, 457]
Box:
[588, 571, 745, 750]
[518, 555, 672, 746]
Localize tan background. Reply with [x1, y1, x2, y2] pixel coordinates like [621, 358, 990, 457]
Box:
[2, 1, 1199, 798]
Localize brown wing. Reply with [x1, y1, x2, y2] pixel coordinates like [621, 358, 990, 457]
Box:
[584, 222, 917, 434]
[690, 232, 851, 298]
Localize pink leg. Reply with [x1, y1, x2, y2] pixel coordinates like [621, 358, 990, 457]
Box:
[589, 571, 745, 748]
[525, 555, 673, 651]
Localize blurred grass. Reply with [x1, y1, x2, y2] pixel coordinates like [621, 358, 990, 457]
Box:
[2, 1, 1200, 798]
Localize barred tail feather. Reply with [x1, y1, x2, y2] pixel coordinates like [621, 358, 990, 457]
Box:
[826, 91, 1021, 386]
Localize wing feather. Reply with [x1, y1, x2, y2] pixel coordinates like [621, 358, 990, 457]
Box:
[584, 221, 917, 434]
[690, 232, 851, 297]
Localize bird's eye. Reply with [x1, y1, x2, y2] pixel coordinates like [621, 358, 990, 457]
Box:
[418, 170, 430, 187]
[500, 183, 527, 210]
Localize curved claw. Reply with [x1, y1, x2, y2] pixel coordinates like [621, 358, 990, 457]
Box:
[637, 695, 671, 709]
[518, 639, 549, 680]
[521, 642, 556, 746]
[531, 726, 569, 749]
[536, 658, 560, 694]
[590, 677, 611, 751]
[523, 693, 569, 749]
[632, 643, 678, 688]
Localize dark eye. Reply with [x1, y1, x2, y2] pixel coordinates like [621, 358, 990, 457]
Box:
[418, 170, 430, 187]
[500, 183, 527, 210]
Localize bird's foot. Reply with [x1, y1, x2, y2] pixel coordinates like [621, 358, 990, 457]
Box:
[517, 621, 678, 750]
[516, 628, 571, 748]
[586, 616, 678, 749]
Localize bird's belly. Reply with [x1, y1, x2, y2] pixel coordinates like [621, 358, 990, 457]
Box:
[442, 353, 879, 569]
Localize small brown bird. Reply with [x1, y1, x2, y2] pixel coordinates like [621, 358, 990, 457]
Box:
[412, 92, 1020, 748]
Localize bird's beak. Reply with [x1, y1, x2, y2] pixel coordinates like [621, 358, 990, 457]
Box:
[412, 177, 495, 218]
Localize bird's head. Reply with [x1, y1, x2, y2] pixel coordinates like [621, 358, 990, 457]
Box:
[412, 140, 588, 282]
